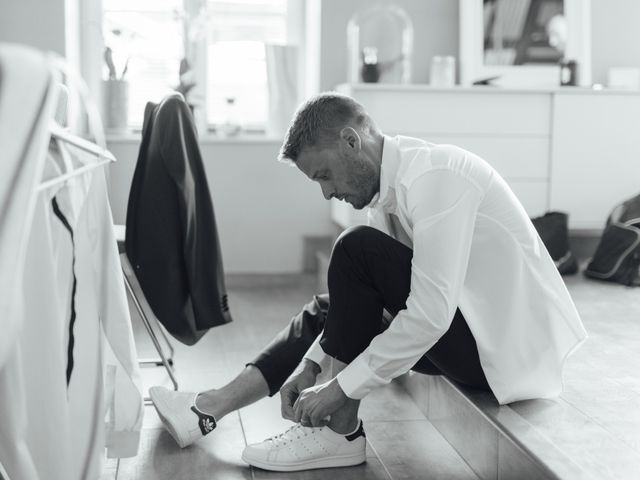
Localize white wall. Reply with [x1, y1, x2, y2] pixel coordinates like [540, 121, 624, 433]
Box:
[316, 0, 640, 90]
[590, 0, 640, 85]
[106, 138, 332, 273]
[6, 0, 640, 273]
[318, 0, 459, 90]
[3, 0, 639, 89]
[0, 0, 67, 55]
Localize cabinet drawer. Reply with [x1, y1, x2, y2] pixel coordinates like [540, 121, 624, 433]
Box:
[348, 89, 552, 136]
[551, 93, 640, 229]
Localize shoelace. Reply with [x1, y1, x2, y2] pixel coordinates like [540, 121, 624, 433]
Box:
[267, 423, 319, 447]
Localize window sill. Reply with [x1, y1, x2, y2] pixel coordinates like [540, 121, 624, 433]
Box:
[105, 130, 284, 145]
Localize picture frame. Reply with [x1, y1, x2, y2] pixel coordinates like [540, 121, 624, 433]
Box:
[459, 0, 591, 87]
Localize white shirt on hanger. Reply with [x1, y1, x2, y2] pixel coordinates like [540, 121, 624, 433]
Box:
[55, 144, 144, 463]
[306, 135, 588, 405]
[0, 43, 141, 480]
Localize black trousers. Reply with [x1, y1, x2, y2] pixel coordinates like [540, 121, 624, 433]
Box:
[250, 226, 490, 396]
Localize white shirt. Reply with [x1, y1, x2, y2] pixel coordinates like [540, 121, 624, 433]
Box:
[2, 150, 144, 480]
[306, 135, 588, 405]
[0, 45, 142, 480]
[60, 157, 144, 462]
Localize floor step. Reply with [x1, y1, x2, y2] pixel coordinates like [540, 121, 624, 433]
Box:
[397, 274, 640, 480]
[398, 374, 586, 480]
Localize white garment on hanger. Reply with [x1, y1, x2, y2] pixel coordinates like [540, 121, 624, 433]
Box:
[0, 44, 59, 480]
[11, 144, 144, 480]
[20, 177, 73, 480]
[1, 44, 142, 480]
[47, 143, 144, 478]
[65, 144, 144, 460]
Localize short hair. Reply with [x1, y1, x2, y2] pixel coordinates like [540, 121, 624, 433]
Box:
[278, 92, 375, 164]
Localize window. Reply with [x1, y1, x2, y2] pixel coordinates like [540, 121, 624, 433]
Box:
[206, 1, 287, 127]
[102, 0, 288, 130]
[103, 0, 184, 127]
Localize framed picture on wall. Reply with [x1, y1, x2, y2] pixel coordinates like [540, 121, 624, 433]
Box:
[459, 0, 591, 87]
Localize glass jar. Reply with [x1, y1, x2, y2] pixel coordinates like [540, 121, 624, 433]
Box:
[429, 56, 456, 87]
[347, 4, 414, 84]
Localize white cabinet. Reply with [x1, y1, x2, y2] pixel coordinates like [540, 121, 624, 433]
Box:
[550, 93, 640, 230]
[333, 83, 640, 230]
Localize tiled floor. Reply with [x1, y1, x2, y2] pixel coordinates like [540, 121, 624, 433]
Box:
[507, 272, 640, 478]
[103, 271, 640, 479]
[102, 275, 478, 480]
[400, 271, 640, 479]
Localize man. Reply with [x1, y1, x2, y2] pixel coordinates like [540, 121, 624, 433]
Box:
[150, 92, 587, 472]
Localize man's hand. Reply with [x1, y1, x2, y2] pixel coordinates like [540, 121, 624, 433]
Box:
[293, 378, 348, 427]
[280, 358, 321, 422]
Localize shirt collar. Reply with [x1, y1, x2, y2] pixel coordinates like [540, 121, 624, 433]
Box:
[372, 135, 401, 211]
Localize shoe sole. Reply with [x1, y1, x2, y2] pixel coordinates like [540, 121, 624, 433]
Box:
[149, 388, 190, 449]
[241, 451, 366, 472]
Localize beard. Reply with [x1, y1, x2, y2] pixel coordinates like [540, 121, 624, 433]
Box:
[346, 157, 378, 209]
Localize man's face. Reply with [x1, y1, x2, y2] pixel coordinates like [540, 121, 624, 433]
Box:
[296, 142, 379, 210]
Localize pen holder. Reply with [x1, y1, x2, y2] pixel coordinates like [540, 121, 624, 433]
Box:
[103, 79, 129, 132]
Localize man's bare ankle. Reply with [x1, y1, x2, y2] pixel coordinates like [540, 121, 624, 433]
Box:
[327, 417, 359, 435]
[195, 391, 222, 418]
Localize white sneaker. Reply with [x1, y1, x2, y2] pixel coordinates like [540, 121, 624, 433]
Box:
[241, 421, 366, 472]
[149, 386, 217, 448]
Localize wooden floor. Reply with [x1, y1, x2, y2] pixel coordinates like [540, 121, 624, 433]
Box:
[102, 270, 640, 479]
[101, 274, 478, 480]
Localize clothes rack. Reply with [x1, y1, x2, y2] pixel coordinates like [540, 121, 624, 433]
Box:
[1, 45, 144, 480]
[50, 123, 116, 163]
[42, 67, 179, 405]
[38, 56, 117, 191]
[37, 125, 116, 192]
[121, 254, 179, 404]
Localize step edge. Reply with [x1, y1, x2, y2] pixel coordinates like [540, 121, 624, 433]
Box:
[397, 373, 594, 480]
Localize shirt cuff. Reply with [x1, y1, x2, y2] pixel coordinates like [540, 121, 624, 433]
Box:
[336, 355, 389, 400]
[303, 333, 327, 368]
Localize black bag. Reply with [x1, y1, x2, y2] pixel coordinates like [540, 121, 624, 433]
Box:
[584, 193, 640, 286]
[531, 211, 578, 275]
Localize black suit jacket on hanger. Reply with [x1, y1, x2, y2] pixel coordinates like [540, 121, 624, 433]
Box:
[125, 93, 231, 345]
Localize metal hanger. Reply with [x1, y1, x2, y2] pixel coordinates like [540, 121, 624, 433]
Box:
[37, 57, 117, 192]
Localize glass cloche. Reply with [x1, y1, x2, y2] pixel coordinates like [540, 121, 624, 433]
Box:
[347, 4, 414, 84]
